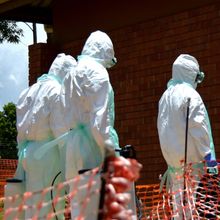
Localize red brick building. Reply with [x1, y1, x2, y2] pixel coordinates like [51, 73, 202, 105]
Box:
[0, 0, 220, 185]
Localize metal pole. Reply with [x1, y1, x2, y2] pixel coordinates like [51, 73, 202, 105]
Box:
[184, 98, 191, 207]
[32, 23, 37, 44]
[97, 154, 109, 220]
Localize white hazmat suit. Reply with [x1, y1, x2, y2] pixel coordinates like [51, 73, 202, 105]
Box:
[34, 31, 134, 220]
[64, 30, 120, 181]
[157, 54, 216, 219]
[64, 30, 120, 220]
[4, 53, 77, 220]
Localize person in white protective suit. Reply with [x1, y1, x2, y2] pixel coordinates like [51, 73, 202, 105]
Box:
[65, 30, 120, 178]
[4, 53, 77, 220]
[62, 30, 129, 220]
[34, 31, 136, 219]
[157, 54, 217, 220]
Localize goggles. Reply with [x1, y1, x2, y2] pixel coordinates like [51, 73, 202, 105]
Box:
[106, 57, 117, 69]
[195, 71, 205, 84]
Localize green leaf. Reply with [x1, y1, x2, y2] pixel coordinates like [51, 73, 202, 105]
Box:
[0, 102, 18, 158]
[0, 20, 23, 44]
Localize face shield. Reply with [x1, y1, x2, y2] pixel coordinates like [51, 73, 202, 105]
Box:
[195, 71, 205, 84]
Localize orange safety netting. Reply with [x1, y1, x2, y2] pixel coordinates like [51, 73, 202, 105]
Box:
[2, 156, 141, 220]
[135, 183, 169, 219]
[2, 160, 220, 219]
[136, 162, 220, 220]
[3, 168, 100, 220]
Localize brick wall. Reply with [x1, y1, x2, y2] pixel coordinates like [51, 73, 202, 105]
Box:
[29, 2, 220, 184]
[29, 43, 58, 85]
[110, 3, 220, 184]
[112, 2, 220, 183]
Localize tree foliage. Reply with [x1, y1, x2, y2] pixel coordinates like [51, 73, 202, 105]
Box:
[0, 102, 18, 159]
[0, 20, 23, 43]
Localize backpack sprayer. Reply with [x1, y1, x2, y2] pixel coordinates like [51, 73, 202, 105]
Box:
[115, 144, 136, 159]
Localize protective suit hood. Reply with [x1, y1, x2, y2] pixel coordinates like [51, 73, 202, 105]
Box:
[48, 53, 77, 83]
[81, 30, 116, 68]
[172, 54, 200, 89]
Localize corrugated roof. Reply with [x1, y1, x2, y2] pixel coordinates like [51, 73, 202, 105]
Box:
[0, 0, 10, 4]
[0, 0, 53, 24]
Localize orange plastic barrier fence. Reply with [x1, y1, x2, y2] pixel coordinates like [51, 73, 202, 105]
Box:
[136, 163, 220, 219]
[1, 159, 220, 220]
[136, 183, 173, 219]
